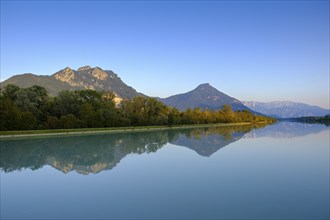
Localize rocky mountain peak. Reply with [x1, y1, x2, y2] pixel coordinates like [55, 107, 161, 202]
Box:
[1, 65, 145, 100]
[77, 65, 92, 71]
[91, 67, 108, 80]
[54, 67, 76, 82]
[63, 66, 73, 72]
[76, 66, 108, 80]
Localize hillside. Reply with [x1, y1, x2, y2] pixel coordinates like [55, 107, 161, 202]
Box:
[0, 73, 75, 96]
[0, 65, 144, 99]
[159, 83, 253, 112]
[52, 66, 143, 99]
[243, 101, 329, 118]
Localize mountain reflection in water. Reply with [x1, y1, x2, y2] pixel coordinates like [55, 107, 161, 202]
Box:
[2, 122, 328, 175]
[1, 125, 266, 175]
[244, 121, 328, 138]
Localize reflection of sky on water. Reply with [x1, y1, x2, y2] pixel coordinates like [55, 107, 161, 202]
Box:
[0, 124, 260, 174]
[1, 122, 329, 219]
[244, 121, 328, 138]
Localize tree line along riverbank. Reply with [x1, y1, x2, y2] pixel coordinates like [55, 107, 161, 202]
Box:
[0, 122, 268, 139]
[0, 84, 276, 132]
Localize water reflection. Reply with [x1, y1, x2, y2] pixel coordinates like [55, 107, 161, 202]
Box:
[171, 126, 253, 156]
[2, 122, 327, 175]
[245, 122, 328, 138]
[1, 124, 262, 174]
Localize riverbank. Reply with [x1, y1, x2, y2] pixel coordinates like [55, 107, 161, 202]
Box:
[0, 122, 265, 139]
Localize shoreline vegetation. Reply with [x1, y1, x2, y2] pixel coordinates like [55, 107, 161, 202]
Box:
[1, 85, 276, 137]
[280, 116, 330, 126]
[0, 122, 266, 139]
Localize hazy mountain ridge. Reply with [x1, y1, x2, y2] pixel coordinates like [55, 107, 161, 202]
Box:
[159, 83, 253, 112]
[243, 101, 329, 118]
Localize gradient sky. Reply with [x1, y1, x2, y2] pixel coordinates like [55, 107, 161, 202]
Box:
[1, 1, 329, 108]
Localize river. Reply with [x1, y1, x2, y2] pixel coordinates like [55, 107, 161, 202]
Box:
[1, 122, 329, 219]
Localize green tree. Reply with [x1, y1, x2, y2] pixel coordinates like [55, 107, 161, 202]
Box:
[60, 114, 84, 129]
[1, 84, 20, 101]
[76, 90, 102, 110]
[168, 108, 182, 125]
[0, 97, 22, 131]
[46, 116, 60, 129]
[52, 91, 80, 117]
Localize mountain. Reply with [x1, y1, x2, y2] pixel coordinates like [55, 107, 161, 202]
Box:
[0, 73, 74, 96]
[0, 65, 144, 99]
[159, 83, 253, 112]
[243, 101, 329, 118]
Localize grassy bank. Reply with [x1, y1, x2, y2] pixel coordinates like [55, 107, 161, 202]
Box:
[0, 122, 264, 139]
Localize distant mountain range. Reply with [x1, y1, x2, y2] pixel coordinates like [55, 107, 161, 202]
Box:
[0, 66, 254, 112]
[158, 83, 253, 112]
[1, 65, 328, 117]
[243, 101, 329, 118]
[0, 65, 143, 100]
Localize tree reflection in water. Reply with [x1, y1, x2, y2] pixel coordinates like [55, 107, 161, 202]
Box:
[1, 124, 265, 174]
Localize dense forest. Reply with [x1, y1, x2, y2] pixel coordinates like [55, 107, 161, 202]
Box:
[0, 85, 276, 131]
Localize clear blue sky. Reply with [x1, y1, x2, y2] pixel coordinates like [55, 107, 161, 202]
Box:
[1, 0, 329, 108]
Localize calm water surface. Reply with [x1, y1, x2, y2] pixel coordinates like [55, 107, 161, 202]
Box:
[1, 122, 329, 219]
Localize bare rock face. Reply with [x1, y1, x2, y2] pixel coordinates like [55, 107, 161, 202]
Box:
[113, 97, 123, 106]
[77, 65, 92, 71]
[53, 67, 81, 87]
[46, 157, 74, 174]
[52, 65, 142, 100]
[91, 67, 108, 80]
[53, 66, 109, 89]
[53, 67, 76, 82]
